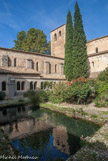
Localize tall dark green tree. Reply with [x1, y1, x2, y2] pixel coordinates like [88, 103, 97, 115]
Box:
[64, 10, 73, 80]
[72, 2, 88, 79]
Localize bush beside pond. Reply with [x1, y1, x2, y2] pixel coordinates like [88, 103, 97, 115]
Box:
[23, 68, 108, 107]
[48, 69, 108, 107]
[95, 68, 108, 107]
[49, 80, 97, 104]
[24, 90, 50, 108]
[97, 67, 108, 83]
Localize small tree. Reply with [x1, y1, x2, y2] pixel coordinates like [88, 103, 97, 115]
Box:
[72, 2, 88, 79]
[64, 10, 73, 80]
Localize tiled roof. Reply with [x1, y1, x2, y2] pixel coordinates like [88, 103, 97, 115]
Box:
[50, 24, 66, 33]
[0, 47, 64, 60]
[87, 35, 108, 43]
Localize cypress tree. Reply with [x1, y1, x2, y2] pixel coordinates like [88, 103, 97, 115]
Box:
[64, 10, 73, 80]
[72, 2, 88, 79]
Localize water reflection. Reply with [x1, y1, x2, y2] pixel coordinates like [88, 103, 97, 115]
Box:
[1, 118, 53, 140]
[0, 107, 100, 161]
[53, 125, 69, 155]
[0, 106, 30, 124]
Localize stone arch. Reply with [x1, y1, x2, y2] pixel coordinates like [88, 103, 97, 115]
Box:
[55, 64, 57, 73]
[8, 57, 11, 67]
[34, 82, 37, 90]
[30, 81, 33, 90]
[17, 81, 20, 90]
[21, 81, 25, 90]
[49, 63, 51, 74]
[41, 82, 44, 89]
[36, 62, 38, 71]
[59, 31, 61, 37]
[54, 33, 57, 41]
[14, 58, 17, 67]
[2, 81, 6, 91]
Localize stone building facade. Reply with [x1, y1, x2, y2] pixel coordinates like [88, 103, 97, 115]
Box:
[0, 47, 65, 97]
[51, 24, 66, 58]
[0, 24, 108, 97]
[87, 36, 108, 78]
[51, 24, 108, 78]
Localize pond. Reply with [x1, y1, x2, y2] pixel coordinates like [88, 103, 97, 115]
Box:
[0, 106, 100, 161]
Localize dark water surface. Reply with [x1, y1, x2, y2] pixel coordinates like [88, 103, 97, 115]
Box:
[0, 107, 100, 161]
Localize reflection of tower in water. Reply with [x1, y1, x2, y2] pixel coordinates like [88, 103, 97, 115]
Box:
[53, 125, 70, 155]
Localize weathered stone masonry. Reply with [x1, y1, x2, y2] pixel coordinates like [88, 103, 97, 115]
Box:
[51, 24, 108, 78]
[0, 24, 108, 97]
[0, 47, 65, 97]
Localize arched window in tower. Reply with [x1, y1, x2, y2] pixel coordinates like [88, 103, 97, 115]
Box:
[96, 47, 98, 53]
[54, 33, 57, 41]
[21, 81, 25, 90]
[2, 81, 6, 91]
[30, 81, 33, 90]
[17, 81, 20, 90]
[59, 31, 61, 37]
[55, 64, 57, 73]
[36, 62, 38, 71]
[34, 82, 37, 90]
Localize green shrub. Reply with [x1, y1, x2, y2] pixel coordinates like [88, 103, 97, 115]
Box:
[49, 80, 97, 104]
[64, 80, 97, 104]
[39, 90, 50, 103]
[97, 68, 108, 83]
[0, 91, 6, 100]
[41, 81, 53, 89]
[49, 82, 68, 103]
[29, 92, 40, 108]
[95, 69, 108, 107]
[95, 81, 108, 107]
[23, 90, 35, 97]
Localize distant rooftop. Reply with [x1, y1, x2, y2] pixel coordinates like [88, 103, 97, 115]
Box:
[0, 47, 64, 60]
[50, 24, 65, 33]
[51, 24, 108, 44]
[87, 35, 108, 43]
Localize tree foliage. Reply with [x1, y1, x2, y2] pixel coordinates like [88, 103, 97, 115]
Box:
[72, 2, 88, 79]
[64, 10, 73, 80]
[13, 28, 51, 55]
[14, 30, 26, 50]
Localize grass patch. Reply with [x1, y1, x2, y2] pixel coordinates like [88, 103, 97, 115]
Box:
[102, 111, 108, 115]
[91, 114, 98, 118]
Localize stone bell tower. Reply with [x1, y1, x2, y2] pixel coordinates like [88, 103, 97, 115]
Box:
[50, 24, 66, 59]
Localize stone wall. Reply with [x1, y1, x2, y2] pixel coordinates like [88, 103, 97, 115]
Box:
[51, 24, 66, 58]
[0, 48, 65, 79]
[87, 35, 108, 78]
[51, 25, 108, 78]
[87, 36, 108, 55]
[0, 48, 65, 97]
[88, 53, 108, 77]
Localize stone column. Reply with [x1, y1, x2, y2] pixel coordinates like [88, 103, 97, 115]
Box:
[8, 79, 15, 97]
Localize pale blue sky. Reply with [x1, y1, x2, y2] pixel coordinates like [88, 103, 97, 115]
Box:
[0, 0, 108, 48]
